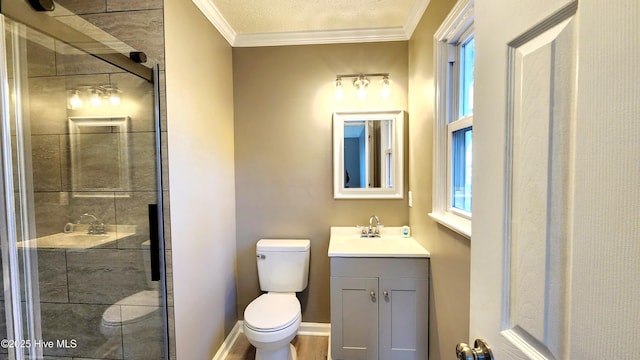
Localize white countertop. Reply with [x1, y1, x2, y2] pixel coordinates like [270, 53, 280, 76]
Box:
[328, 226, 430, 258]
[18, 225, 137, 249]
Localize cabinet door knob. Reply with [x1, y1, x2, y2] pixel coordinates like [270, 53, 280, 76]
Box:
[370, 290, 376, 299]
[383, 290, 389, 298]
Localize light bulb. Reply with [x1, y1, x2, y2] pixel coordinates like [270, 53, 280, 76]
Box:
[69, 90, 83, 109]
[90, 91, 102, 107]
[381, 77, 391, 99]
[354, 76, 369, 100]
[109, 93, 121, 106]
[357, 85, 367, 100]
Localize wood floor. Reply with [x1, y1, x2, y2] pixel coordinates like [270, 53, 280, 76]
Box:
[226, 333, 329, 360]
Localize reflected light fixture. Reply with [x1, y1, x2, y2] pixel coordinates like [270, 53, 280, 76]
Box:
[67, 84, 123, 109]
[334, 73, 390, 100]
[68, 90, 83, 109]
[90, 89, 102, 107]
[108, 88, 122, 106]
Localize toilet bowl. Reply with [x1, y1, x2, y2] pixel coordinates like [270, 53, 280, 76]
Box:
[100, 290, 160, 335]
[101, 240, 160, 335]
[243, 239, 310, 360]
[243, 293, 301, 360]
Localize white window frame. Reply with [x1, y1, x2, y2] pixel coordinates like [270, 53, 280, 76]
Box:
[430, 0, 474, 238]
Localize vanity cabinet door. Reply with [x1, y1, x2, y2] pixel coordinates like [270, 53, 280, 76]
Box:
[330, 276, 379, 360]
[379, 277, 429, 360]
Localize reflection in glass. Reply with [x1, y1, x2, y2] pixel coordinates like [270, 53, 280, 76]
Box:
[0, 16, 166, 359]
[451, 126, 472, 212]
[343, 120, 393, 189]
[460, 37, 475, 117]
[69, 116, 130, 195]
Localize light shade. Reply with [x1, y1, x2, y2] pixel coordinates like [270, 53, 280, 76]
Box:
[380, 76, 391, 99]
[90, 91, 102, 107]
[69, 90, 83, 109]
[354, 76, 369, 100]
[335, 78, 344, 100]
[109, 92, 121, 105]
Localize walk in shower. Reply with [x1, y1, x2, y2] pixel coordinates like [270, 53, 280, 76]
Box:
[0, 1, 170, 359]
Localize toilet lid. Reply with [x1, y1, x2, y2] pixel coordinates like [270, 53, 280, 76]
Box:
[244, 294, 301, 332]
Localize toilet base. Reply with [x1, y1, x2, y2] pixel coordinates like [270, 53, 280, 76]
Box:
[255, 343, 296, 360]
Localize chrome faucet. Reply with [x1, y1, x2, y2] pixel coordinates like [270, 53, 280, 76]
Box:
[79, 213, 106, 235]
[368, 215, 382, 237]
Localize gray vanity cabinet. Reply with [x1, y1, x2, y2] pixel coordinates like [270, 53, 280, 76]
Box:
[330, 257, 429, 360]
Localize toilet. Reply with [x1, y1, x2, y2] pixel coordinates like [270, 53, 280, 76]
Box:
[243, 239, 311, 360]
[100, 240, 160, 335]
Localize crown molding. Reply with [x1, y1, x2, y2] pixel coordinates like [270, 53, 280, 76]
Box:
[404, 0, 432, 38]
[192, 0, 431, 47]
[233, 27, 409, 47]
[191, 0, 236, 45]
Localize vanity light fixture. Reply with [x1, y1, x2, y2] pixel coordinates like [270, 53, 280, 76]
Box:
[334, 73, 390, 100]
[66, 84, 122, 109]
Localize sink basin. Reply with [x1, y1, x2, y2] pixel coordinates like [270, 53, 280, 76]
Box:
[19, 225, 136, 249]
[328, 226, 430, 258]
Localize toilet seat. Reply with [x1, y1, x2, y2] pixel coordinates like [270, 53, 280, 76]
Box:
[244, 293, 301, 332]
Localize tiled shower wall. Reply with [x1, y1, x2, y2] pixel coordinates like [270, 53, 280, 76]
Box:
[0, 0, 174, 359]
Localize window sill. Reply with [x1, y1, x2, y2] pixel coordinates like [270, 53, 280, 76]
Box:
[428, 212, 471, 239]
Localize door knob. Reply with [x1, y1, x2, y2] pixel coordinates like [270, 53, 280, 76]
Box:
[456, 338, 493, 360]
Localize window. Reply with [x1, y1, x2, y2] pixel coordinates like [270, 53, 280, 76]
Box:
[430, 0, 474, 237]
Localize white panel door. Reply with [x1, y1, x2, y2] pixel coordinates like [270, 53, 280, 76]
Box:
[469, 0, 640, 359]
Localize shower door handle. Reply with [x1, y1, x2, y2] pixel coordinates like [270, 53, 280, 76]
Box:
[148, 204, 161, 281]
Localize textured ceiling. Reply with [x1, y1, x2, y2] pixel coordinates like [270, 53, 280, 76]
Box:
[193, 0, 431, 46]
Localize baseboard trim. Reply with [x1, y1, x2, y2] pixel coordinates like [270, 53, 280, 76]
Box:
[297, 322, 331, 336]
[212, 321, 331, 360]
[211, 321, 243, 360]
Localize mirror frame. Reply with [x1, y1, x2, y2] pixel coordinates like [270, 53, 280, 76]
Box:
[69, 116, 131, 197]
[333, 109, 404, 199]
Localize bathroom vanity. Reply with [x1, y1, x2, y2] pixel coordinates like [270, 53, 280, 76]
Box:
[328, 227, 430, 360]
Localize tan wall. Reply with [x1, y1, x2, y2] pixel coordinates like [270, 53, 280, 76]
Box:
[408, 0, 472, 359]
[164, 1, 237, 358]
[233, 42, 409, 322]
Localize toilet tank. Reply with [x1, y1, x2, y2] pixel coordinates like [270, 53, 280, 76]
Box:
[256, 239, 310, 292]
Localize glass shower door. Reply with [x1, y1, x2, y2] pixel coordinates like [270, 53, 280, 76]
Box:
[0, 14, 167, 360]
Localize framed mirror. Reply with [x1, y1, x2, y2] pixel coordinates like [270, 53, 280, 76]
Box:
[69, 116, 131, 197]
[333, 110, 404, 199]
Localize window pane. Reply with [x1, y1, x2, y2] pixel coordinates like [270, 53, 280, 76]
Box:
[386, 152, 392, 188]
[452, 126, 472, 212]
[460, 37, 475, 117]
